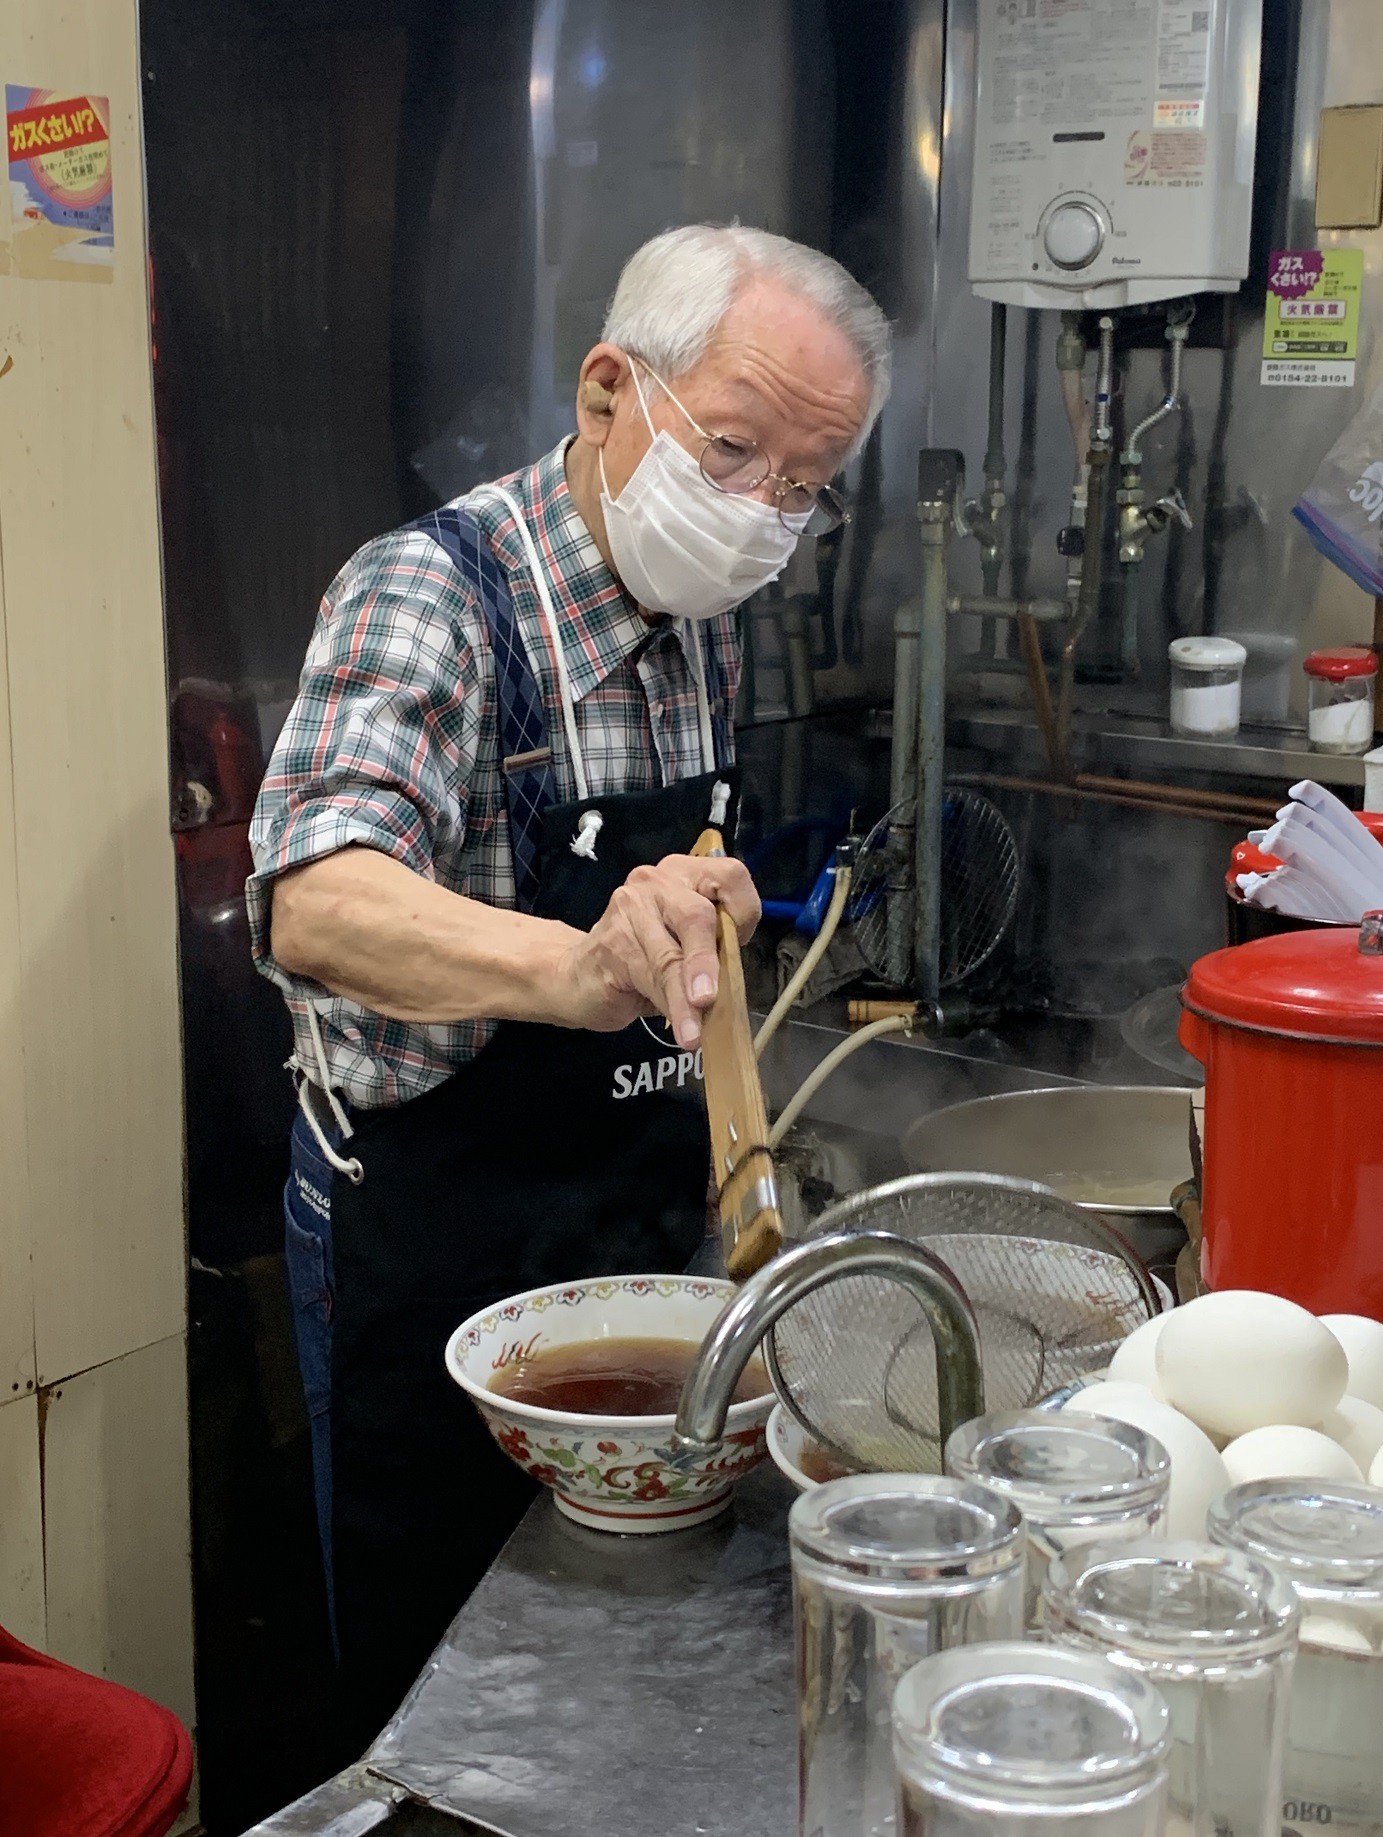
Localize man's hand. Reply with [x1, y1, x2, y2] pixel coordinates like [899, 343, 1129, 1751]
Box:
[555, 855, 760, 1048]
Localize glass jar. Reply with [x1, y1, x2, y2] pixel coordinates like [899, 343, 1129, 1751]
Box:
[892, 1641, 1170, 1837]
[945, 1410, 1170, 1625]
[1169, 636, 1248, 739]
[791, 1474, 1025, 1837]
[1304, 647, 1378, 755]
[1208, 1479, 1383, 1834]
[1043, 1538, 1300, 1837]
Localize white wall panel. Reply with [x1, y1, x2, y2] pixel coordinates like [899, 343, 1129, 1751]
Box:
[0, 2, 184, 1387]
[41, 1333, 194, 1727]
[0, 1392, 44, 1649]
[0, 543, 36, 1399]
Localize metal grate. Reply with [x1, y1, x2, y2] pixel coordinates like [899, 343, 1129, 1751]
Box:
[849, 790, 1020, 992]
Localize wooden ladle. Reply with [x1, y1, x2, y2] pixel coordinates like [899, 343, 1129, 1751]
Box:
[690, 825, 784, 1279]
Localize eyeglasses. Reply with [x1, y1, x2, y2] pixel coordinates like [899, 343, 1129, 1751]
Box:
[634, 359, 851, 536]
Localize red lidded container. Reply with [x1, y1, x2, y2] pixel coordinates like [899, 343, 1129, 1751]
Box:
[1179, 917, 1383, 1317]
[1303, 647, 1380, 681]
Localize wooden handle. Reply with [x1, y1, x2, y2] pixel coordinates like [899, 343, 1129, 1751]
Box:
[691, 828, 783, 1279]
[848, 999, 921, 1027]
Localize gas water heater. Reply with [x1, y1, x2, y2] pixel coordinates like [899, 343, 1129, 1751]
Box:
[969, 0, 1263, 309]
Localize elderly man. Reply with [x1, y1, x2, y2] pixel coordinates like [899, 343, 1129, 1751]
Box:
[250, 222, 890, 1736]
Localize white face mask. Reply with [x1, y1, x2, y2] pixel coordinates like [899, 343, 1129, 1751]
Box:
[598, 364, 811, 622]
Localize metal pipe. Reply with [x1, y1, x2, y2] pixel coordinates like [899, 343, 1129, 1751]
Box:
[973, 302, 1009, 651]
[779, 594, 815, 719]
[1016, 611, 1063, 779]
[950, 770, 1267, 828]
[1056, 313, 1092, 605]
[1119, 556, 1142, 677]
[950, 594, 1068, 622]
[777, 593, 813, 816]
[1056, 444, 1112, 774]
[890, 597, 922, 809]
[983, 302, 1008, 493]
[1053, 315, 1118, 774]
[1075, 772, 1281, 818]
[1093, 313, 1116, 447]
[886, 596, 921, 991]
[670, 1229, 984, 1463]
[1124, 322, 1189, 466]
[1056, 313, 1092, 466]
[916, 503, 949, 1004]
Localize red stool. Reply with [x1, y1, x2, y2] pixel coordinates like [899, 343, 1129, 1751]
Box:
[0, 1624, 193, 1837]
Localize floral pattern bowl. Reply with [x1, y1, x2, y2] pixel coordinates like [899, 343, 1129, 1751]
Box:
[445, 1273, 772, 1535]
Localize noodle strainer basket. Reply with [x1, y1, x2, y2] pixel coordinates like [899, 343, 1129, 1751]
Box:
[767, 1172, 1162, 1474]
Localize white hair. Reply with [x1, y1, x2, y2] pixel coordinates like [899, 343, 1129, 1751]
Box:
[601, 224, 891, 458]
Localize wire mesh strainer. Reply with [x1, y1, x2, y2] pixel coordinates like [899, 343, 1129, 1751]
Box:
[767, 1172, 1161, 1475]
[849, 791, 1020, 991]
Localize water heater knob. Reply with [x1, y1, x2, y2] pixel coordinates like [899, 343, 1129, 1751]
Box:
[1043, 202, 1103, 270]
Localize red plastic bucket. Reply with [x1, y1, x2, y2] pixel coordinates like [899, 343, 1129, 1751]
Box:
[1180, 922, 1383, 1318]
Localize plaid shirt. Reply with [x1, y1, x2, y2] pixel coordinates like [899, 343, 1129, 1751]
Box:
[249, 439, 740, 1109]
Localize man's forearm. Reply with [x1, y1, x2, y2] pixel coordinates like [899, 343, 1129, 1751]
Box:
[269, 847, 580, 1026]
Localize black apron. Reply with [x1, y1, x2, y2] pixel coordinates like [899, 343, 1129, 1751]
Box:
[326, 504, 738, 1745]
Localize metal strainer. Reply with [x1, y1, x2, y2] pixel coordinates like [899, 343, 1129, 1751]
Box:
[847, 791, 1021, 993]
[767, 1172, 1161, 1474]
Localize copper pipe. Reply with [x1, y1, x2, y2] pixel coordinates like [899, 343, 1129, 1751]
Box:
[952, 770, 1264, 827]
[1016, 611, 1063, 779]
[1076, 772, 1280, 819]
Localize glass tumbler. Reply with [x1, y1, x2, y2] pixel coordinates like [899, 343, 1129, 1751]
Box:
[945, 1410, 1170, 1624]
[1209, 1479, 1383, 1834]
[1043, 1538, 1300, 1837]
[791, 1473, 1025, 1837]
[892, 1641, 1171, 1837]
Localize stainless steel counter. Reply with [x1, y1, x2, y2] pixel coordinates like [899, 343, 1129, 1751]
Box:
[243, 1468, 797, 1837]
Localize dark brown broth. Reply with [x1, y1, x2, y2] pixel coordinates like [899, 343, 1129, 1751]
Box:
[489, 1335, 770, 1416]
[798, 1443, 861, 1484]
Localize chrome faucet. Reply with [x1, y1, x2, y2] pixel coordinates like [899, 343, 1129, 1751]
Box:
[671, 1229, 985, 1465]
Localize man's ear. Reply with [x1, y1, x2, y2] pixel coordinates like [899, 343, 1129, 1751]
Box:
[574, 345, 625, 445]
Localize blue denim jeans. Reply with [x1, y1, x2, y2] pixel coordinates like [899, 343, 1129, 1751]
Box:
[283, 1103, 337, 1633]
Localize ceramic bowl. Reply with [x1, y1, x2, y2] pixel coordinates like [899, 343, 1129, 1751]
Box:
[446, 1273, 772, 1535]
[768, 1404, 840, 1493]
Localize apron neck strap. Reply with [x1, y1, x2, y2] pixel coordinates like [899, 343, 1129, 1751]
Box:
[683, 619, 719, 776]
[470, 484, 591, 802]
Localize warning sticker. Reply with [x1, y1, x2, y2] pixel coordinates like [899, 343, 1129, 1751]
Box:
[1157, 1, 1212, 97]
[989, 0, 1156, 132]
[4, 84, 113, 282]
[1127, 128, 1207, 187]
[1260, 248, 1363, 389]
[1155, 98, 1205, 130]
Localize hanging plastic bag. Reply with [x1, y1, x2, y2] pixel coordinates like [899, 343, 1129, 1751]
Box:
[1293, 384, 1383, 596]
